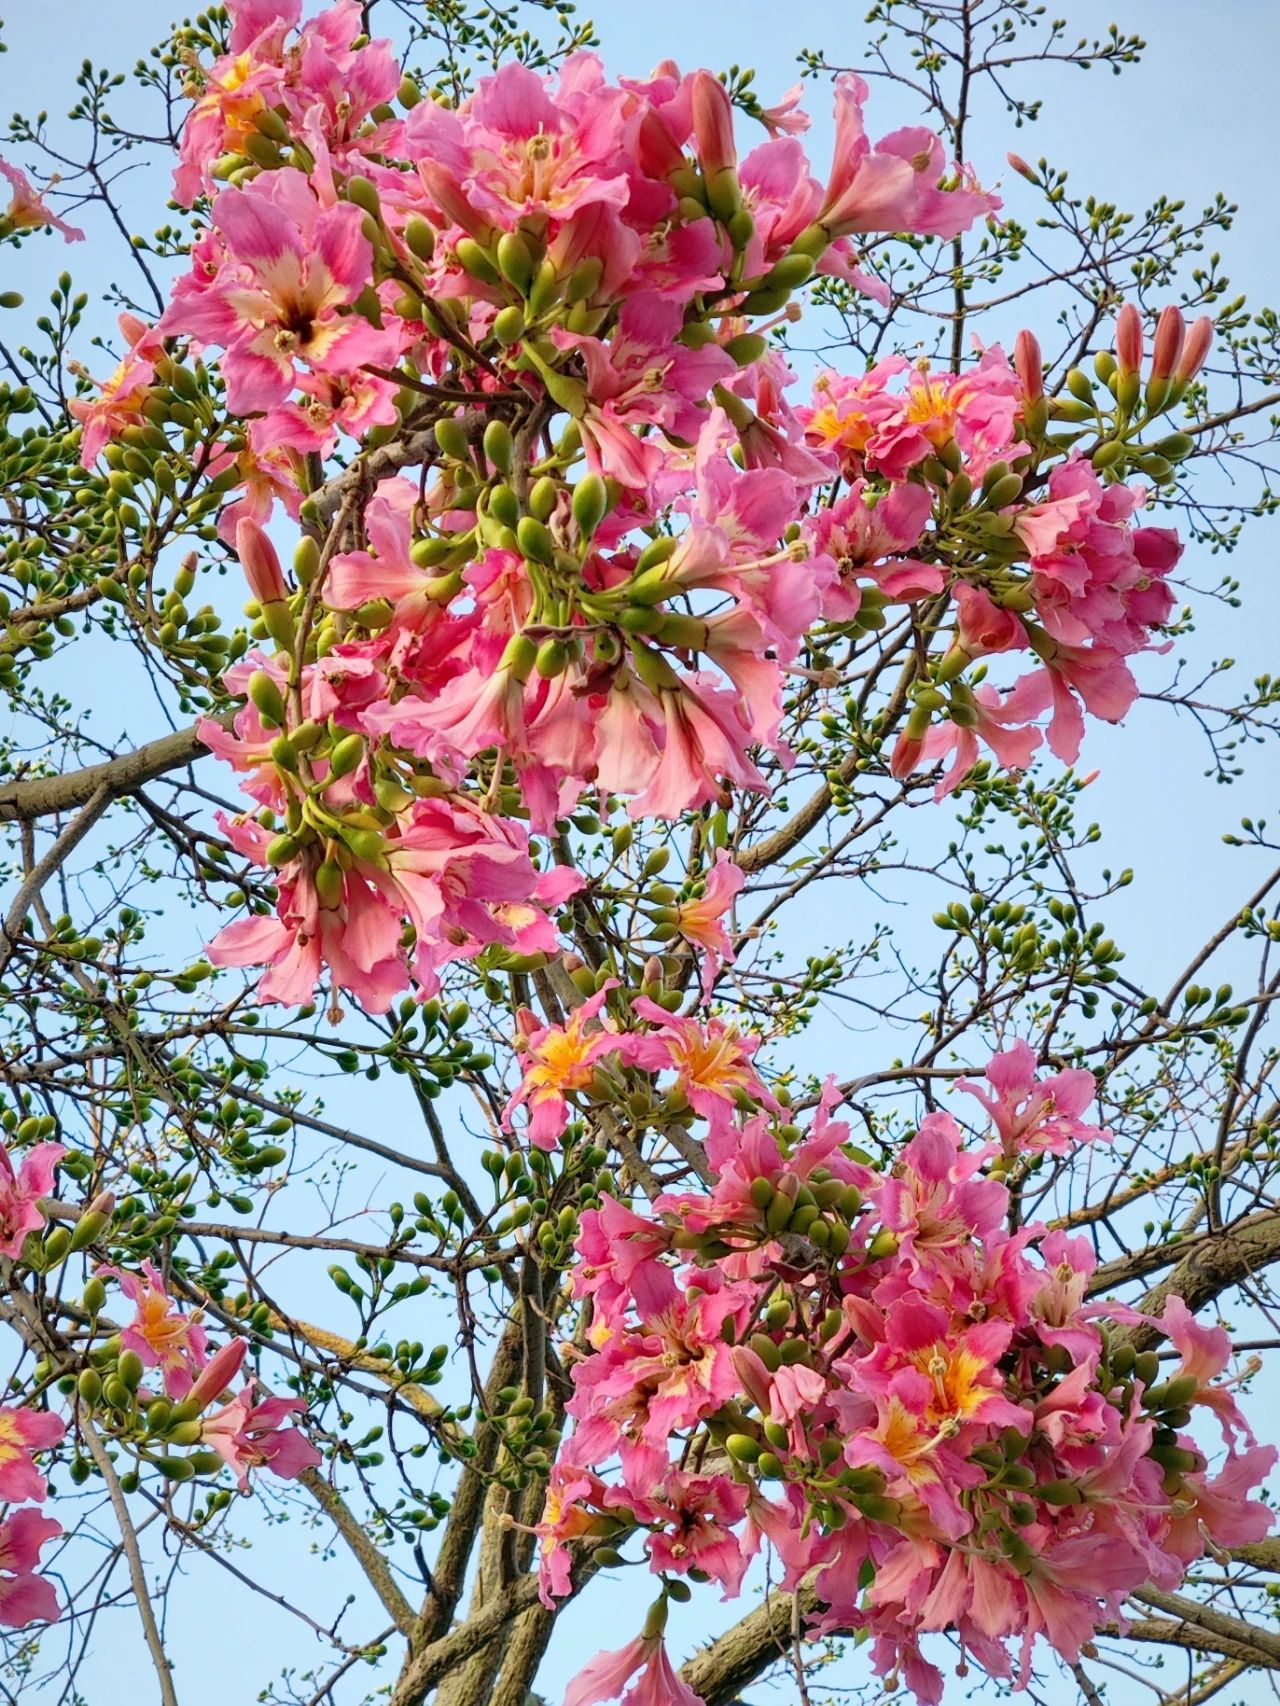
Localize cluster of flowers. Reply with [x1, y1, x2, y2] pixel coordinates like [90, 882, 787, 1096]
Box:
[512, 1018, 1273, 1705]
[67, 0, 1006, 1016]
[799, 312, 1208, 796]
[64, 0, 1211, 1018]
[0, 1123, 316, 1631]
[92, 1260, 320, 1488]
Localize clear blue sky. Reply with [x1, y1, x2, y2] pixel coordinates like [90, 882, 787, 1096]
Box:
[1, 2, 1278, 1702]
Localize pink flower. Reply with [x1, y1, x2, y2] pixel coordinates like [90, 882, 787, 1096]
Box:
[0, 1139, 65, 1260]
[69, 315, 161, 467]
[758, 83, 811, 139]
[806, 478, 937, 620]
[566, 1632, 706, 1706]
[917, 676, 1046, 798]
[0, 156, 83, 241]
[0, 1406, 64, 1504]
[0, 1509, 60, 1628]
[98, 1261, 209, 1398]
[1157, 1295, 1255, 1445]
[645, 1471, 751, 1594]
[503, 984, 640, 1152]
[668, 852, 744, 999]
[956, 1040, 1109, 1158]
[816, 74, 999, 240]
[162, 170, 395, 412]
[198, 1383, 320, 1489]
[629, 998, 776, 1136]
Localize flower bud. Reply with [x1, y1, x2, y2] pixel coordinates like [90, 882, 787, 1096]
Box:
[571, 473, 609, 541]
[236, 518, 289, 606]
[1013, 329, 1043, 403]
[691, 70, 738, 183]
[1177, 315, 1213, 384]
[68, 1192, 115, 1254]
[186, 1339, 249, 1409]
[248, 669, 288, 728]
[1150, 305, 1186, 382]
[1114, 303, 1143, 378]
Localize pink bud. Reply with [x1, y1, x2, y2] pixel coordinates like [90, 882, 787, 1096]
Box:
[730, 1344, 774, 1412]
[636, 109, 685, 182]
[515, 1007, 541, 1041]
[1006, 152, 1038, 183]
[888, 732, 925, 781]
[186, 1338, 249, 1409]
[1013, 329, 1043, 404]
[1177, 315, 1213, 383]
[118, 312, 152, 348]
[236, 518, 289, 605]
[1150, 305, 1186, 382]
[1115, 304, 1143, 378]
[690, 70, 737, 180]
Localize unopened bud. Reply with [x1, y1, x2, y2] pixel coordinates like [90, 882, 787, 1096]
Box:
[235, 518, 288, 606]
[1115, 303, 1143, 378]
[1176, 315, 1213, 384]
[1150, 305, 1186, 382]
[1014, 329, 1043, 404]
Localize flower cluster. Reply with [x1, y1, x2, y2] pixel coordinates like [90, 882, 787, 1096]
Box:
[68, 0, 1007, 1015]
[526, 1023, 1271, 1705]
[84, 1265, 320, 1491]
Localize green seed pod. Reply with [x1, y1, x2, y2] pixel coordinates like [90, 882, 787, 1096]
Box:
[517, 515, 555, 565]
[483, 419, 514, 476]
[404, 215, 435, 260]
[328, 732, 365, 778]
[434, 417, 472, 463]
[534, 637, 570, 679]
[1133, 1350, 1161, 1389]
[496, 231, 535, 293]
[529, 476, 559, 523]
[248, 669, 287, 728]
[493, 304, 525, 345]
[571, 473, 609, 540]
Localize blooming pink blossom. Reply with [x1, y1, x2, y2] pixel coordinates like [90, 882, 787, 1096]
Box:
[0, 1139, 65, 1260]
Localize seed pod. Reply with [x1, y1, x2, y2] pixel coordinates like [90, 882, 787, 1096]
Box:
[517, 516, 555, 566]
[483, 419, 514, 476]
[571, 473, 609, 540]
[434, 417, 472, 463]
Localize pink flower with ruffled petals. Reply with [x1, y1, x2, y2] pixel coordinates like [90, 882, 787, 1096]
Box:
[0, 156, 83, 241]
[198, 1383, 320, 1489]
[162, 169, 396, 412]
[956, 1039, 1109, 1158]
[0, 1140, 65, 1261]
[97, 1260, 209, 1398]
[0, 1509, 61, 1628]
[0, 1407, 64, 1505]
[816, 74, 999, 240]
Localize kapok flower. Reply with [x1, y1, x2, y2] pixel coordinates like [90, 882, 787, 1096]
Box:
[629, 998, 776, 1135]
[956, 1039, 1109, 1158]
[668, 851, 744, 1000]
[503, 984, 643, 1152]
[565, 1629, 706, 1706]
[0, 156, 84, 241]
[0, 1138, 66, 1260]
[98, 1261, 209, 1398]
[198, 1384, 320, 1488]
[0, 1509, 61, 1628]
[0, 1406, 65, 1504]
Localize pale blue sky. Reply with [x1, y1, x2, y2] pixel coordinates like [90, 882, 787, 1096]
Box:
[1, 3, 1278, 1703]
